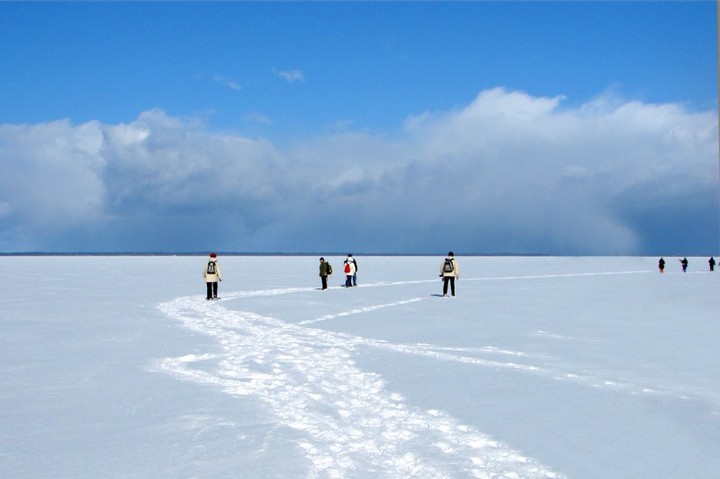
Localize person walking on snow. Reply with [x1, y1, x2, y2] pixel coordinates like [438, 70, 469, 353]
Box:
[319, 257, 332, 290]
[344, 254, 358, 286]
[440, 252, 459, 297]
[709, 257, 716, 272]
[658, 257, 665, 273]
[203, 253, 222, 300]
[343, 254, 357, 288]
[680, 257, 688, 273]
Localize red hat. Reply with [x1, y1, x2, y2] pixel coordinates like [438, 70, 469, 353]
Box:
[210, 253, 217, 258]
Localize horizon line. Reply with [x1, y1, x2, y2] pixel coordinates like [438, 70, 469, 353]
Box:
[0, 251, 716, 258]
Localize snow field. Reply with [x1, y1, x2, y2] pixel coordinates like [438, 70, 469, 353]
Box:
[1, 255, 718, 478]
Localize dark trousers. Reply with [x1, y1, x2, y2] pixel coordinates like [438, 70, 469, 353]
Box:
[321, 275, 328, 290]
[206, 282, 218, 299]
[345, 275, 353, 287]
[442, 277, 455, 296]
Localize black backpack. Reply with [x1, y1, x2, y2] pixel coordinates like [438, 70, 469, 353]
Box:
[442, 259, 454, 273]
[327, 263, 332, 275]
[207, 261, 217, 275]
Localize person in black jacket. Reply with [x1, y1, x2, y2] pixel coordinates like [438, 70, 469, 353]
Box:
[658, 257, 665, 273]
[709, 257, 715, 272]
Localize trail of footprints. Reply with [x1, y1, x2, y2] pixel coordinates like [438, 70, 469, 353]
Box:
[157, 290, 563, 479]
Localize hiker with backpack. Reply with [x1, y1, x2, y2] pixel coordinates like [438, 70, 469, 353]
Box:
[439, 252, 459, 297]
[344, 254, 358, 286]
[319, 257, 332, 290]
[343, 254, 357, 288]
[203, 253, 222, 300]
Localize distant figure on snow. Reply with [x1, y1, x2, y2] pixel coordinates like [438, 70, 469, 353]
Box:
[203, 253, 222, 300]
[319, 257, 332, 290]
[680, 257, 688, 273]
[658, 257, 665, 273]
[343, 254, 357, 288]
[439, 252, 460, 297]
[344, 254, 358, 286]
[709, 257, 716, 272]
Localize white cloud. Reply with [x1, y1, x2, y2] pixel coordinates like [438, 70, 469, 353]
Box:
[243, 112, 273, 125]
[275, 69, 305, 84]
[0, 119, 106, 230]
[213, 74, 242, 91]
[0, 89, 716, 253]
[287, 88, 717, 254]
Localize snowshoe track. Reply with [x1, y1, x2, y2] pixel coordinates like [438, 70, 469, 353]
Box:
[156, 286, 563, 479]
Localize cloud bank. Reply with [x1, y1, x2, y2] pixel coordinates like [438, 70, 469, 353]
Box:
[0, 88, 717, 254]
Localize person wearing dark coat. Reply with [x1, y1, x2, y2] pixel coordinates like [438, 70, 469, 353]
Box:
[658, 257, 665, 273]
[709, 257, 716, 272]
[680, 257, 688, 273]
[319, 257, 332, 290]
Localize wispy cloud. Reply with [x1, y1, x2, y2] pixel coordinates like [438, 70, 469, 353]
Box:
[274, 68, 305, 84]
[243, 112, 273, 125]
[213, 74, 242, 91]
[0, 89, 716, 253]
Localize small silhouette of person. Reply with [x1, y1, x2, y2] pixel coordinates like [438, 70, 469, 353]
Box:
[680, 257, 688, 273]
[709, 257, 716, 272]
[658, 257, 665, 273]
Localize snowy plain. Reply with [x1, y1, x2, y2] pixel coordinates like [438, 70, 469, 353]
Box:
[1, 255, 718, 479]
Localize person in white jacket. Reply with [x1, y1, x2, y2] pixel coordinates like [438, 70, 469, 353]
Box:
[203, 253, 223, 300]
[344, 254, 358, 287]
[343, 254, 357, 288]
[439, 252, 459, 297]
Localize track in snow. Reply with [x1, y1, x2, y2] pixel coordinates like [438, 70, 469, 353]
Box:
[156, 283, 568, 478]
[154, 271, 670, 478]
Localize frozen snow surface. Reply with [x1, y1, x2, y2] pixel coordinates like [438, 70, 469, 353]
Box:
[1, 255, 718, 478]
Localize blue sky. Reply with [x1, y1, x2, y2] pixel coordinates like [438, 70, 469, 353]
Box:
[0, 1, 718, 255]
